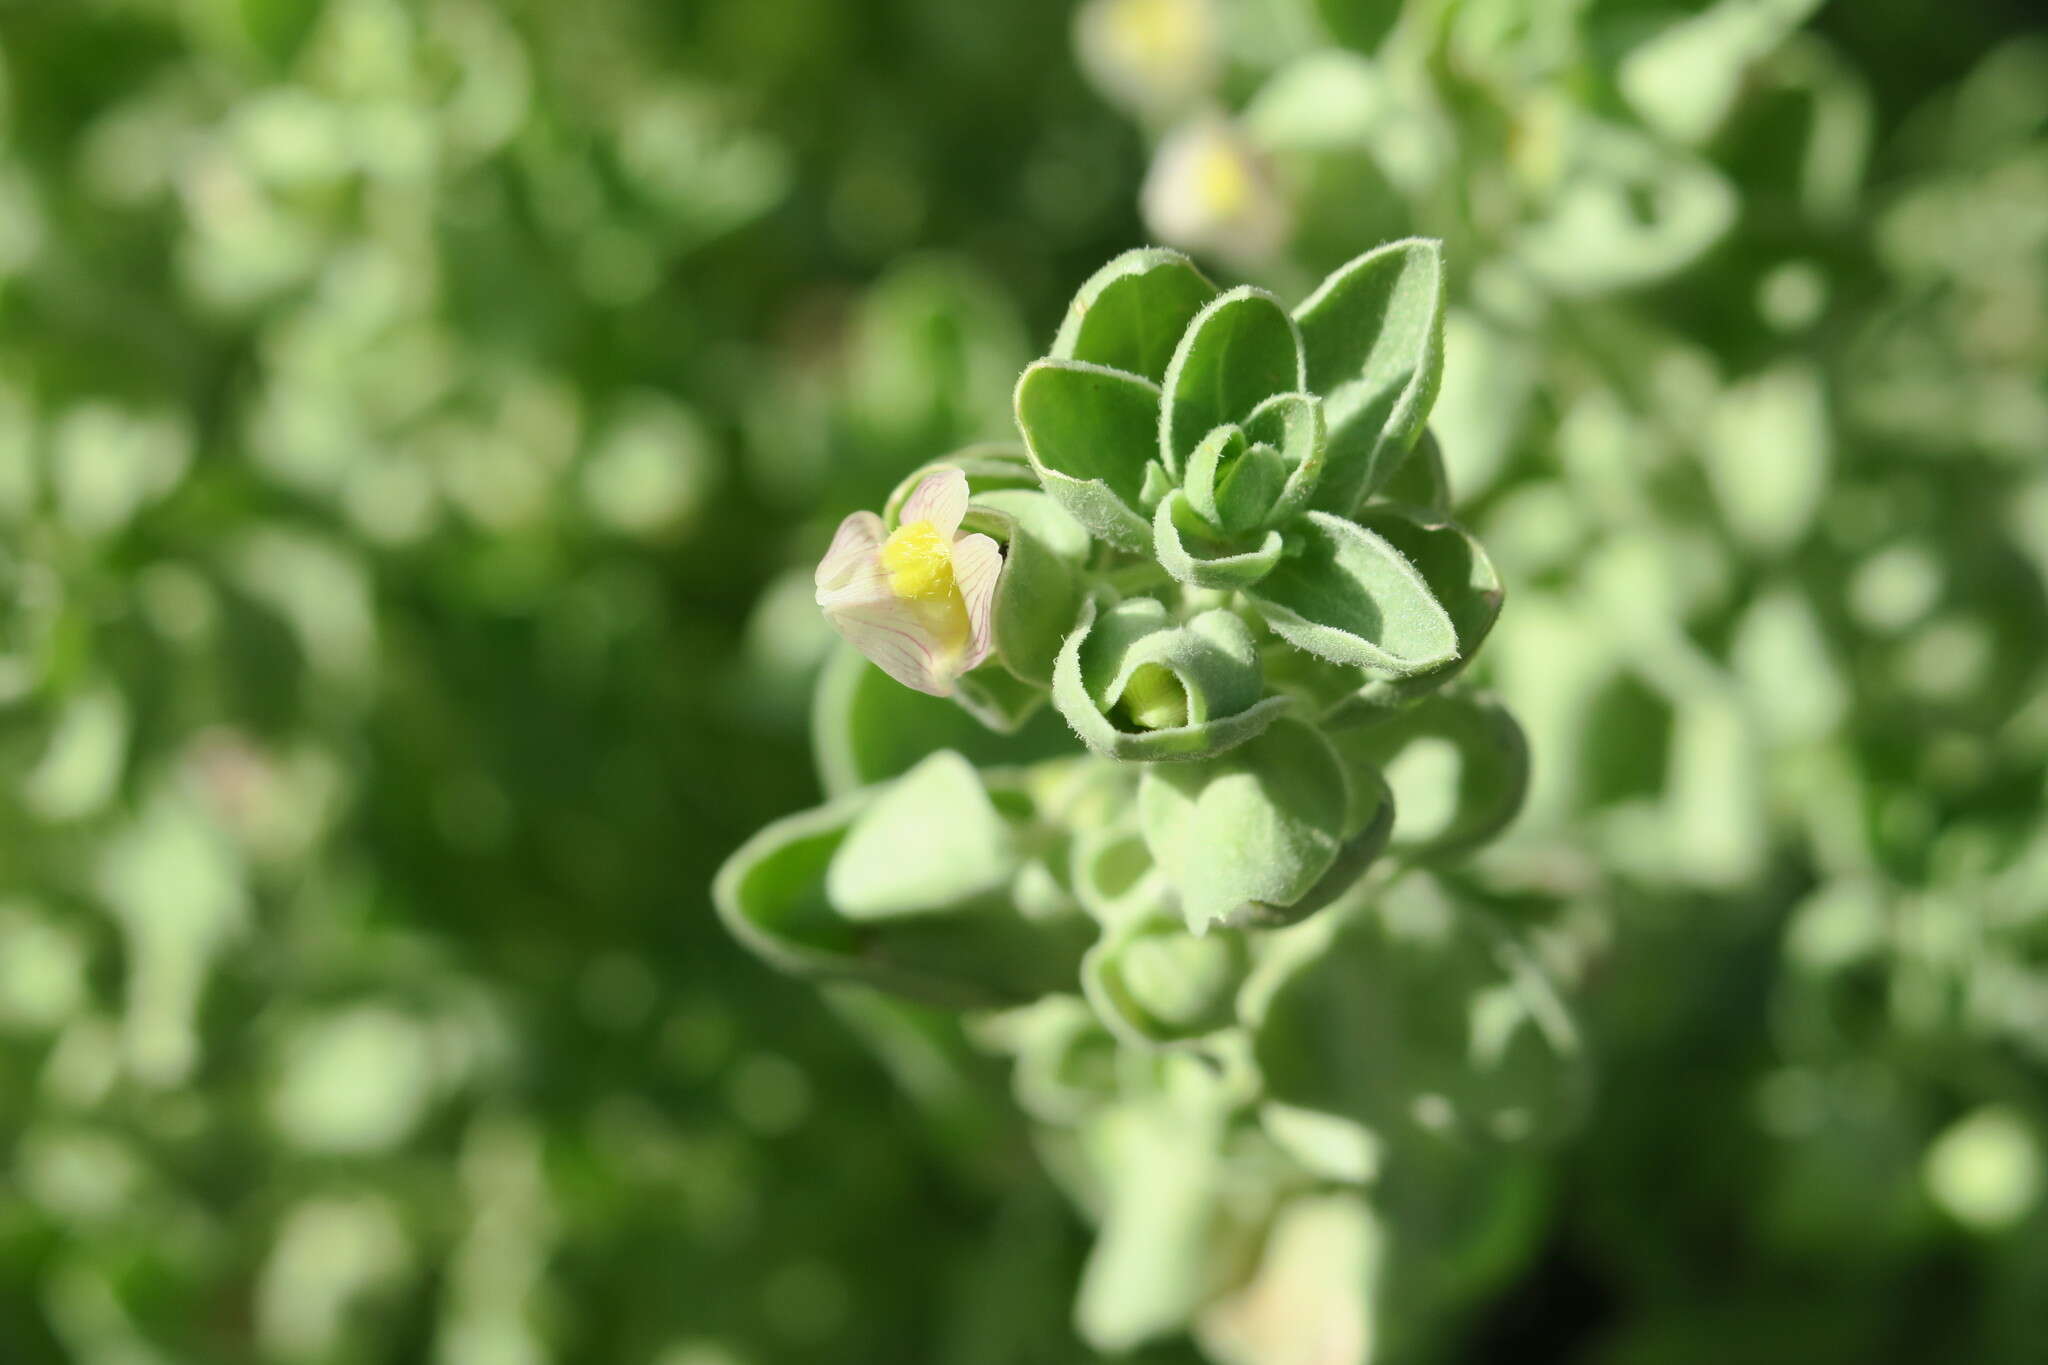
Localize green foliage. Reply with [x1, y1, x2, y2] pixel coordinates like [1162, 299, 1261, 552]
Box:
[1054, 596, 1291, 762]
[727, 222, 1547, 1361]
[4, 0, 2047, 1362]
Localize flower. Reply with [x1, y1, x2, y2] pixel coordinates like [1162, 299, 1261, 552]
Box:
[1074, 0, 1220, 118]
[814, 466, 1003, 697]
[1140, 114, 1291, 268]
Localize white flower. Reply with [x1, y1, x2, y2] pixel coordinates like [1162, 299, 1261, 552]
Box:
[1074, 0, 1221, 118]
[1141, 115, 1292, 268]
[814, 466, 1002, 697]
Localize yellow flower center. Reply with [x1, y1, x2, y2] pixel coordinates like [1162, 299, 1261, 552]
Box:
[1193, 137, 1254, 220]
[1109, 0, 1203, 78]
[880, 519, 971, 656]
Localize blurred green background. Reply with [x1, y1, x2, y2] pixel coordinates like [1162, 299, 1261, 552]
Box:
[0, 0, 2044, 1362]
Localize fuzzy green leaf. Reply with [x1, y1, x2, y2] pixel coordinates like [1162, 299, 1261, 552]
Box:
[1181, 424, 1248, 531]
[1054, 596, 1290, 762]
[1076, 1100, 1232, 1352]
[1370, 426, 1451, 517]
[1153, 491, 1287, 590]
[1327, 691, 1529, 859]
[985, 996, 1121, 1128]
[1182, 423, 1290, 536]
[1334, 504, 1502, 704]
[1295, 239, 1446, 512]
[826, 751, 1016, 918]
[961, 488, 1088, 687]
[713, 761, 1091, 1006]
[1247, 511, 1458, 674]
[951, 665, 1051, 733]
[1248, 878, 1587, 1150]
[1069, 820, 1170, 929]
[1260, 763, 1394, 924]
[1160, 286, 1307, 475]
[1052, 247, 1219, 385]
[1138, 717, 1351, 931]
[1242, 390, 1329, 525]
[1015, 358, 1161, 552]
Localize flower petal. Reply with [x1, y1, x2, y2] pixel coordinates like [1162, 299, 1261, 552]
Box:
[951, 532, 1003, 672]
[898, 466, 969, 539]
[816, 511, 887, 593]
[827, 600, 952, 696]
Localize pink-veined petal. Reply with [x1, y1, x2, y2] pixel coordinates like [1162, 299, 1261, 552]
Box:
[826, 600, 951, 696]
[951, 532, 1003, 673]
[816, 555, 897, 613]
[898, 466, 970, 540]
[816, 511, 887, 593]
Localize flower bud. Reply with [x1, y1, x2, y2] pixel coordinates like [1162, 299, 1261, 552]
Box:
[1084, 916, 1250, 1045]
[1053, 596, 1291, 761]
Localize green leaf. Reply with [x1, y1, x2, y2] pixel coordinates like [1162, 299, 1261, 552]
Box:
[1068, 818, 1171, 928]
[1255, 1104, 1383, 1185]
[951, 665, 1050, 733]
[1153, 491, 1287, 590]
[826, 751, 1015, 917]
[1327, 691, 1529, 858]
[1014, 358, 1161, 552]
[1295, 239, 1446, 512]
[961, 488, 1088, 687]
[1242, 391, 1328, 525]
[1138, 717, 1351, 931]
[1247, 878, 1588, 1151]
[1618, 0, 1825, 147]
[1075, 1099, 1234, 1352]
[1182, 421, 1295, 536]
[1264, 763, 1394, 923]
[1139, 457, 1175, 511]
[1083, 917, 1251, 1046]
[1214, 443, 1289, 533]
[810, 645, 1075, 798]
[714, 757, 1092, 1006]
[1340, 504, 1502, 701]
[1512, 119, 1735, 295]
[1701, 360, 1830, 553]
[714, 792, 864, 972]
[1182, 424, 1250, 532]
[1051, 247, 1219, 385]
[980, 995, 1121, 1127]
[1054, 596, 1291, 762]
[1371, 426, 1451, 517]
[1197, 1194, 1376, 1365]
[1247, 511, 1458, 674]
[1160, 286, 1307, 475]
